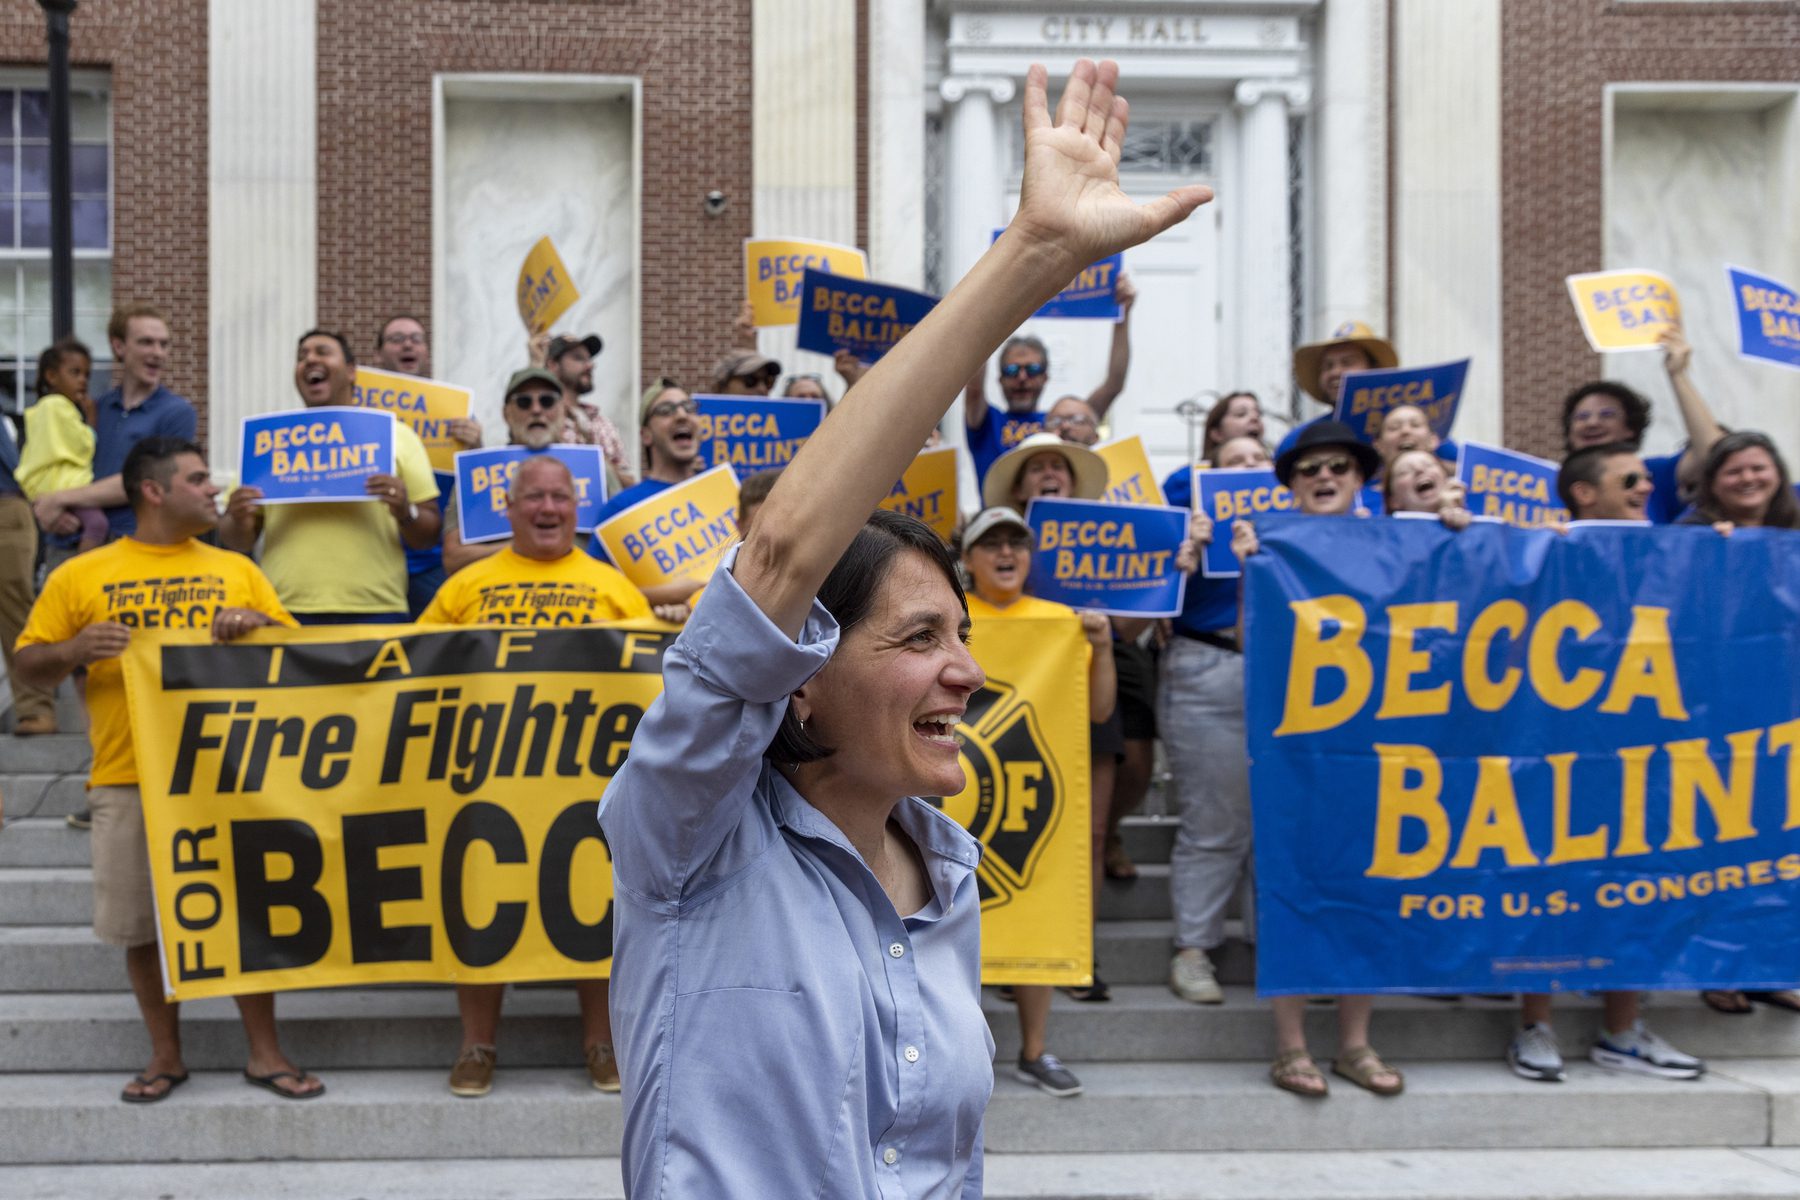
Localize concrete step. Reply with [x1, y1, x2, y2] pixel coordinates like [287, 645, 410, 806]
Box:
[1097, 918, 1255, 985]
[9, 1149, 1800, 1199]
[1098, 863, 1173, 921]
[0, 817, 90, 868]
[1115, 813, 1176, 864]
[0, 733, 91, 774]
[0, 867, 90, 924]
[0, 773, 88, 819]
[1, 1060, 1793, 1163]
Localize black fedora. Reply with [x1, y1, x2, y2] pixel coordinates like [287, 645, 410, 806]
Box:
[1274, 420, 1382, 488]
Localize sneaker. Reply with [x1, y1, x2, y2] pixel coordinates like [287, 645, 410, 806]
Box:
[1014, 1052, 1082, 1097]
[1169, 948, 1223, 1004]
[65, 810, 92, 831]
[1507, 1022, 1566, 1082]
[1590, 1021, 1705, 1080]
[448, 1044, 496, 1097]
[586, 1042, 621, 1093]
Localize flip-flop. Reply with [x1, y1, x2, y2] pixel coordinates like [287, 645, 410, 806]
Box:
[1701, 989, 1755, 1015]
[1744, 990, 1800, 1013]
[121, 1071, 189, 1104]
[243, 1068, 325, 1100]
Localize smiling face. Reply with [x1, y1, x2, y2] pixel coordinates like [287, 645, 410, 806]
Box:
[1289, 446, 1363, 515]
[794, 550, 984, 801]
[504, 382, 566, 450]
[1213, 435, 1271, 471]
[506, 457, 578, 560]
[1572, 452, 1653, 522]
[999, 343, 1048, 410]
[1376, 404, 1438, 462]
[640, 387, 699, 472]
[375, 317, 428, 376]
[1386, 450, 1449, 513]
[1567, 391, 1633, 450]
[113, 316, 170, 393]
[1316, 344, 1374, 403]
[293, 334, 353, 407]
[1011, 450, 1074, 507]
[961, 524, 1033, 605]
[1710, 445, 1782, 524]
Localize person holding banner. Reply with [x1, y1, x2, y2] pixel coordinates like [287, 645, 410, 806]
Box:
[584, 379, 709, 607]
[960, 506, 1116, 1095]
[1383, 449, 1471, 526]
[1373, 404, 1445, 468]
[600, 58, 1209, 1197]
[1678, 431, 1800, 534]
[14, 436, 323, 1103]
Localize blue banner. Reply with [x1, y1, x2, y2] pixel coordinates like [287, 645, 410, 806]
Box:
[1193, 467, 1295, 579]
[1728, 264, 1800, 372]
[1457, 442, 1569, 530]
[691, 394, 826, 473]
[796, 268, 939, 364]
[452, 445, 608, 544]
[1243, 515, 1800, 996]
[240, 407, 395, 503]
[1333, 359, 1469, 445]
[1024, 497, 1187, 618]
[992, 230, 1122, 321]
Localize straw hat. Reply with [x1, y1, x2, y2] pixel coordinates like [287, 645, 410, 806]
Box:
[981, 432, 1109, 509]
[1292, 321, 1398, 403]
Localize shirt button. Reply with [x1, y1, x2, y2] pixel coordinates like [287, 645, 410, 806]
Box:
[888, 942, 905, 958]
[882, 1148, 899, 1165]
[904, 1045, 920, 1063]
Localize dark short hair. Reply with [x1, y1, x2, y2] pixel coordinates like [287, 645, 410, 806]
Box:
[122, 436, 204, 510]
[298, 328, 355, 365]
[1556, 441, 1639, 514]
[1000, 335, 1049, 370]
[1690, 430, 1800, 530]
[376, 313, 426, 347]
[766, 509, 968, 765]
[1561, 381, 1650, 450]
[35, 337, 92, 397]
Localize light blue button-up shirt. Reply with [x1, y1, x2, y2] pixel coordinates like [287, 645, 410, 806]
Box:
[600, 548, 994, 1199]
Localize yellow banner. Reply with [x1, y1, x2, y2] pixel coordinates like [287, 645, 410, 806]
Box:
[879, 446, 958, 541]
[744, 237, 870, 328]
[1566, 269, 1681, 352]
[595, 466, 740, 591]
[351, 368, 472, 473]
[1095, 435, 1165, 507]
[517, 236, 580, 333]
[122, 623, 679, 1000]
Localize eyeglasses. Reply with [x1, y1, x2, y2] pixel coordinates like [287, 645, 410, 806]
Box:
[510, 392, 561, 412]
[649, 399, 699, 419]
[1293, 455, 1355, 479]
[975, 534, 1034, 553]
[1000, 362, 1047, 379]
[1046, 413, 1096, 429]
[382, 331, 425, 346]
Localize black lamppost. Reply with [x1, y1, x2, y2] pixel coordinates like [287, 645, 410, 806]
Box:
[41, 0, 78, 341]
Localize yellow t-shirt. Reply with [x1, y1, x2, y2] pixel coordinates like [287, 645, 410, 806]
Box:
[419, 547, 652, 626]
[965, 591, 1091, 666]
[17, 538, 294, 788]
[260, 421, 441, 614]
[16, 393, 95, 497]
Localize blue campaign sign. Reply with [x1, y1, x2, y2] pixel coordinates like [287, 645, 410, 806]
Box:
[240, 407, 395, 503]
[691, 394, 826, 473]
[795, 268, 939, 364]
[1024, 497, 1188, 618]
[1457, 442, 1568, 529]
[1242, 514, 1800, 996]
[1192, 467, 1295, 579]
[991, 229, 1122, 320]
[1333, 359, 1470, 445]
[1727, 264, 1800, 372]
[453, 445, 608, 544]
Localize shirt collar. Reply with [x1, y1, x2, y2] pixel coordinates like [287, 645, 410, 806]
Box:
[768, 768, 982, 892]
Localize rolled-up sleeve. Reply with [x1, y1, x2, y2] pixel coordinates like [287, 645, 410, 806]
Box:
[599, 546, 839, 901]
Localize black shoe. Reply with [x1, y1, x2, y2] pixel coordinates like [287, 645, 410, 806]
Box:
[1062, 969, 1111, 1003]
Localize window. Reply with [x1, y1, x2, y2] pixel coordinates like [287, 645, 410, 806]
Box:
[0, 76, 112, 419]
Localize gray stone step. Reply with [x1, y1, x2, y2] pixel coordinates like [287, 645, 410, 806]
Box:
[0, 817, 89, 868]
[1115, 813, 1176, 864]
[0, 773, 88, 819]
[0, 867, 90, 924]
[1, 1060, 1793, 1163]
[9, 1149, 1800, 1199]
[0, 733, 91, 774]
[1097, 918, 1255, 985]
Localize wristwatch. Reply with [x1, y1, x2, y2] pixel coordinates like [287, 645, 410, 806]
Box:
[404, 502, 419, 524]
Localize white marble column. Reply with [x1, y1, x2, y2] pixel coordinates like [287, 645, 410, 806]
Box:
[938, 75, 1014, 291]
[867, 0, 926, 288]
[207, 0, 317, 476]
[1314, 0, 1388, 341]
[1234, 79, 1309, 408]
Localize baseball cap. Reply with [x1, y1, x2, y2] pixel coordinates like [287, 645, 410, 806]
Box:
[505, 367, 564, 397]
[962, 507, 1033, 551]
[548, 333, 603, 361]
[711, 351, 782, 390]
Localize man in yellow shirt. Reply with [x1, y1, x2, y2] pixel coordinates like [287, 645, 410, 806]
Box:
[15, 436, 322, 1103]
[420, 453, 648, 1096]
[220, 329, 442, 622]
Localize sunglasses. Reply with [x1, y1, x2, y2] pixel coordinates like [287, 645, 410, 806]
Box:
[510, 391, 561, 412]
[1293, 455, 1355, 479]
[736, 365, 781, 385]
[1000, 362, 1047, 379]
[975, 534, 1034, 553]
[1617, 471, 1646, 490]
[649, 398, 699, 419]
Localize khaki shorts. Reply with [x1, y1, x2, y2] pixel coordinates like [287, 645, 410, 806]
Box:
[89, 784, 158, 948]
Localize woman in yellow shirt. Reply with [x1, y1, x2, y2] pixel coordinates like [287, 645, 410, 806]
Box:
[18, 339, 107, 552]
[959, 505, 1115, 1098]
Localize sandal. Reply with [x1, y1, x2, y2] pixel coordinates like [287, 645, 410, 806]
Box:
[1103, 833, 1138, 881]
[1270, 1048, 1328, 1098]
[1332, 1045, 1404, 1096]
[1744, 990, 1800, 1014]
[1701, 989, 1755, 1015]
[121, 1070, 189, 1104]
[243, 1068, 325, 1100]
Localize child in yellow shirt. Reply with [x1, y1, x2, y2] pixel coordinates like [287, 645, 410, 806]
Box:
[18, 339, 107, 552]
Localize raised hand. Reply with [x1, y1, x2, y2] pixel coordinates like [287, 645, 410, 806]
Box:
[1009, 60, 1212, 280]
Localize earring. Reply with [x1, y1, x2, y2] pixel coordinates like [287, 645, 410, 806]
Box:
[798, 717, 807, 732]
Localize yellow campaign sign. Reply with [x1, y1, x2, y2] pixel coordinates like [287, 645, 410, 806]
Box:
[744, 237, 869, 328]
[596, 465, 740, 591]
[953, 615, 1092, 986]
[351, 367, 472, 473]
[517, 236, 580, 333]
[1565, 269, 1681, 352]
[879, 446, 958, 541]
[1095, 435, 1165, 507]
[122, 623, 677, 1000]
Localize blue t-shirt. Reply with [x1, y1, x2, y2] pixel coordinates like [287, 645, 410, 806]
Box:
[1161, 465, 1241, 635]
[93, 384, 196, 536]
[406, 470, 455, 575]
[1643, 451, 1685, 525]
[967, 403, 1044, 487]
[584, 477, 675, 565]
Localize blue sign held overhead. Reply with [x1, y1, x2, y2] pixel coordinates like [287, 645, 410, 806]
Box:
[239, 407, 395, 503]
[1333, 359, 1470, 445]
[453, 445, 608, 544]
[1243, 515, 1800, 997]
[1023, 496, 1188, 618]
[992, 229, 1123, 320]
[691, 395, 826, 473]
[796, 268, 940, 364]
[1727, 264, 1800, 372]
[1457, 442, 1569, 530]
[1192, 467, 1295, 579]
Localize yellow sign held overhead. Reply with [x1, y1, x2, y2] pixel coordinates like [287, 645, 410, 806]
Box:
[1094, 435, 1165, 507]
[879, 446, 958, 541]
[1566, 269, 1681, 352]
[517, 236, 580, 333]
[596, 466, 741, 591]
[744, 237, 870, 328]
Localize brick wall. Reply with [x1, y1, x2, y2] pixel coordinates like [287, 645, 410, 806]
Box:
[316, 0, 754, 398]
[0, 0, 210, 440]
[1500, 0, 1800, 457]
